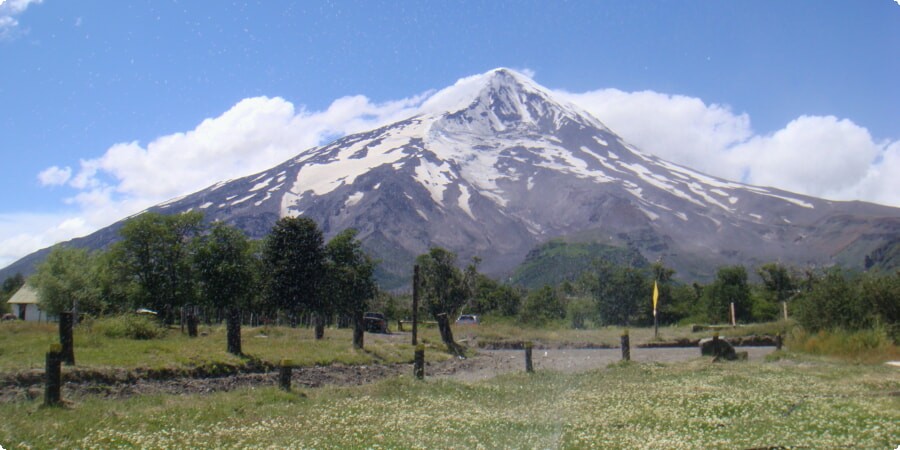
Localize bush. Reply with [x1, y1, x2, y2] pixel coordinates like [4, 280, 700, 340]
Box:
[91, 314, 167, 340]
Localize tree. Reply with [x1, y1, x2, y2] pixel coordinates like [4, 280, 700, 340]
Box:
[755, 263, 796, 321]
[704, 265, 751, 324]
[416, 247, 476, 355]
[0, 273, 24, 314]
[470, 274, 521, 316]
[324, 229, 378, 349]
[589, 262, 647, 326]
[193, 222, 255, 355]
[115, 211, 204, 323]
[520, 285, 565, 325]
[32, 247, 103, 318]
[860, 270, 900, 342]
[263, 217, 326, 336]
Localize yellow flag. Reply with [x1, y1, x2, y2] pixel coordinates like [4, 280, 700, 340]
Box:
[652, 281, 659, 316]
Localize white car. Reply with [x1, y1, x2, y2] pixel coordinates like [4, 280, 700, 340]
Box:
[455, 314, 479, 325]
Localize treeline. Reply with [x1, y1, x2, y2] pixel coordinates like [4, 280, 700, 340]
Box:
[8, 210, 899, 347]
[24, 212, 378, 351]
[462, 260, 898, 342]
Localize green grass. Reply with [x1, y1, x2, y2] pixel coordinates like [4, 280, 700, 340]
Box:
[0, 321, 450, 373]
[1, 356, 897, 448]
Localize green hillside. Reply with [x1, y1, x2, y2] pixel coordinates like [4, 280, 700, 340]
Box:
[511, 239, 648, 288]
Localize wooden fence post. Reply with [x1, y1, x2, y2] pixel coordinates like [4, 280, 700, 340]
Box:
[620, 330, 630, 361]
[279, 359, 293, 391]
[412, 265, 419, 346]
[524, 341, 534, 373]
[775, 333, 783, 351]
[59, 312, 75, 366]
[414, 344, 425, 380]
[44, 344, 62, 406]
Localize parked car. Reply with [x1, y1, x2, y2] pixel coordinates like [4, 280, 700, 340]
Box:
[363, 312, 389, 333]
[455, 314, 479, 325]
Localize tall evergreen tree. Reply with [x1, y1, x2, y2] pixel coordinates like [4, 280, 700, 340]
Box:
[263, 217, 326, 336]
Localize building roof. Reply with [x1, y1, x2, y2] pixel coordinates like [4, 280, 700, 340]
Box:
[7, 285, 39, 305]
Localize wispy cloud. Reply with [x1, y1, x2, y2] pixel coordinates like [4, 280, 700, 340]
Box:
[0, 0, 42, 40]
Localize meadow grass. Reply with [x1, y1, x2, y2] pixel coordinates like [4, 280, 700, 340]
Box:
[0, 321, 450, 373]
[787, 326, 900, 364]
[1, 355, 896, 448]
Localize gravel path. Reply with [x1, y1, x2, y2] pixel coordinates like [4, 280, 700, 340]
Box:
[432, 347, 777, 382]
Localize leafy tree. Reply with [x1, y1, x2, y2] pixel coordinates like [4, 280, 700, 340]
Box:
[32, 247, 103, 318]
[324, 229, 377, 349]
[588, 262, 647, 326]
[859, 270, 900, 342]
[416, 247, 476, 355]
[703, 265, 751, 324]
[263, 217, 326, 336]
[0, 273, 24, 314]
[520, 285, 565, 325]
[114, 211, 204, 323]
[470, 274, 521, 316]
[566, 296, 594, 329]
[754, 263, 797, 321]
[193, 222, 255, 355]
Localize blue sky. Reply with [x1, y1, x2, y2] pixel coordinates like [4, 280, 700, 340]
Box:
[1, 0, 898, 268]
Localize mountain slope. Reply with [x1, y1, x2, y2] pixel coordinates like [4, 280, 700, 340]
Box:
[3, 69, 898, 287]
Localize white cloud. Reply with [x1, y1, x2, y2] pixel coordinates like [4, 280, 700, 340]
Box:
[727, 116, 881, 198]
[0, 92, 427, 268]
[37, 166, 72, 186]
[559, 88, 900, 207]
[0, 0, 42, 39]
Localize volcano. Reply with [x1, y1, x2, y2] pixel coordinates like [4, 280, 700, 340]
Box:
[4, 69, 898, 287]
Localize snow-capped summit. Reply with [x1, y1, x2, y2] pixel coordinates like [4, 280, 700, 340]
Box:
[3, 69, 898, 285]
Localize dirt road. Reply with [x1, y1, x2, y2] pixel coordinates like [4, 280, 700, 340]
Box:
[431, 347, 776, 382]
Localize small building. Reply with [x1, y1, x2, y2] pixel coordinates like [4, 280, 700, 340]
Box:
[6, 285, 49, 322]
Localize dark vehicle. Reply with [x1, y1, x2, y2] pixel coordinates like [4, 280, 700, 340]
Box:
[456, 314, 479, 325]
[363, 312, 389, 333]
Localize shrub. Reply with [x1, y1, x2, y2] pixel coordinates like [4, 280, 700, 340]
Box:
[91, 314, 167, 340]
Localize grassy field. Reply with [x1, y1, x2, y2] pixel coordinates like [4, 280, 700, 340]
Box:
[1, 354, 897, 448]
[0, 321, 451, 373]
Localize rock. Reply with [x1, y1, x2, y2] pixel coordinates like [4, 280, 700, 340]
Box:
[699, 337, 738, 361]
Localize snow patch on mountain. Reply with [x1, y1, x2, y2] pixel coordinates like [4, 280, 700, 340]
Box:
[458, 184, 475, 220]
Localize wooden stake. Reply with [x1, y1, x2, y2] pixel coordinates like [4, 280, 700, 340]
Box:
[414, 344, 425, 380]
[524, 341, 534, 373]
[412, 264, 419, 346]
[620, 330, 630, 361]
[59, 312, 75, 366]
[279, 359, 293, 391]
[730, 302, 736, 327]
[44, 344, 62, 407]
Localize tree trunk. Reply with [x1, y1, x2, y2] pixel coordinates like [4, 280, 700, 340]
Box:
[314, 313, 325, 340]
[435, 313, 464, 357]
[226, 307, 242, 356]
[352, 310, 364, 349]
